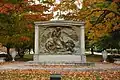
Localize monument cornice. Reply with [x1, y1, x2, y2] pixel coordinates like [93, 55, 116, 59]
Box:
[34, 20, 85, 26]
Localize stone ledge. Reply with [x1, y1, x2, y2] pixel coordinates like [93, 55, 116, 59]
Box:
[34, 54, 86, 63]
[27, 61, 95, 67]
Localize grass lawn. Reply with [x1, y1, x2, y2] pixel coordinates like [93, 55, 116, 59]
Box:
[15, 54, 33, 61]
[24, 54, 33, 60]
[86, 54, 102, 62]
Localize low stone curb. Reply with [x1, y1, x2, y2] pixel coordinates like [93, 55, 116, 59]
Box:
[0, 63, 120, 72]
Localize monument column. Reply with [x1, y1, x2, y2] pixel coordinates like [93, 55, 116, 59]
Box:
[34, 24, 39, 62]
[80, 24, 86, 63]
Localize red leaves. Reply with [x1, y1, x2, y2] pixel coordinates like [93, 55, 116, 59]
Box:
[0, 0, 4, 3]
[27, 4, 49, 12]
[53, 4, 60, 11]
[4, 3, 14, 9]
[0, 3, 15, 14]
[27, 24, 33, 31]
[14, 4, 24, 13]
[0, 3, 24, 14]
[113, 0, 120, 2]
[0, 2, 47, 14]
[23, 13, 53, 21]
[23, 0, 29, 3]
[0, 1, 53, 21]
[19, 36, 30, 41]
[0, 62, 120, 80]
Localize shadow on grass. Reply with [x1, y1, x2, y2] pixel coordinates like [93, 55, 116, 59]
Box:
[15, 54, 33, 61]
[86, 54, 102, 62]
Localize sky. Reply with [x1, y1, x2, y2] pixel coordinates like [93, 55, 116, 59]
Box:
[33, 0, 83, 20]
[33, 0, 60, 4]
[34, 0, 83, 9]
[34, 0, 83, 6]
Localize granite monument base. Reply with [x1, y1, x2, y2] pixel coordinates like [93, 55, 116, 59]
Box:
[33, 54, 86, 63]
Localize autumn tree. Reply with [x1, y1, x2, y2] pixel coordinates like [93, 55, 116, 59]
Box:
[0, 0, 53, 60]
[54, 0, 120, 52]
[84, 0, 120, 52]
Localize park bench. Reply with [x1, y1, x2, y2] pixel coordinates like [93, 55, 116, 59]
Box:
[114, 58, 120, 64]
[113, 54, 120, 64]
[0, 53, 7, 62]
[0, 57, 5, 62]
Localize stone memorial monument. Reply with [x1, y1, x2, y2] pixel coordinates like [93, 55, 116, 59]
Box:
[34, 20, 86, 63]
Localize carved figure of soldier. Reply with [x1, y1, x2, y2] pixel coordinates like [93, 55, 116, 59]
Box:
[51, 27, 63, 49]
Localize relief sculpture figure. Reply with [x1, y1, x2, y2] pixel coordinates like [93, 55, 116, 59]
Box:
[45, 27, 75, 54]
[51, 27, 63, 49]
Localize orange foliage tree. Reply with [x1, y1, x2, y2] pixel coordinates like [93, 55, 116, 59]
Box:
[54, 0, 120, 49]
[0, 0, 53, 59]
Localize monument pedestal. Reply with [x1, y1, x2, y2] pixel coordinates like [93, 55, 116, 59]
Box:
[34, 54, 86, 63]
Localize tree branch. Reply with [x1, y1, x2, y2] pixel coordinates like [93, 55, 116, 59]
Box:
[84, 9, 120, 19]
[92, 10, 110, 26]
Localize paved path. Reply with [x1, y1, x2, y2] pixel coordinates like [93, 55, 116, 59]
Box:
[0, 62, 120, 71]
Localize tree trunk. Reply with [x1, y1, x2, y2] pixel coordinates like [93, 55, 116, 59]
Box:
[17, 48, 25, 58]
[7, 47, 10, 55]
[6, 47, 12, 61]
[91, 47, 94, 55]
[29, 48, 31, 54]
[17, 48, 21, 58]
[110, 48, 112, 54]
[117, 49, 119, 54]
[18, 53, 24, 58]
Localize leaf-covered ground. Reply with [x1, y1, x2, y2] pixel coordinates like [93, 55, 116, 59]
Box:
[0, 62, 23, 66]
[0, 62, 120, 80]
[0, 69, 120, 80]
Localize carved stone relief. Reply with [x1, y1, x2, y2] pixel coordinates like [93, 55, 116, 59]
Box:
[39, 26, 80, 55]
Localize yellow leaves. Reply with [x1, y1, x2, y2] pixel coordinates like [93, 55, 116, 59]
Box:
[108, 2, 118, 11]
[106, 13, 115, 18]
[85, 21, 92, 29]
[58, 0, 77, 12]
[0, 69, 120, 80]
[83, 0, 105, 7]
[85, 21, 92, 34]
[94, 24, 108, 36]
[113, 24, 120, 31]
[93, 11, 102, 17]
[86, 23, 111, 42]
